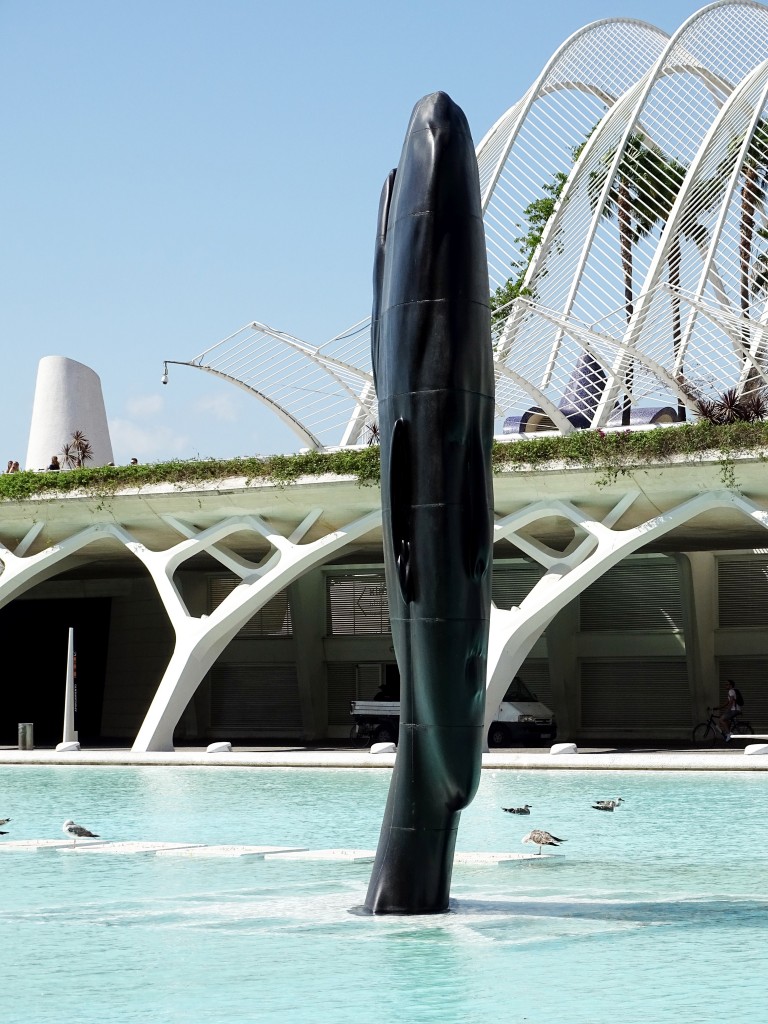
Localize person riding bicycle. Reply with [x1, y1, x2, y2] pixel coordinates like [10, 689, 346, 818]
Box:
[717, 680, 742, 741]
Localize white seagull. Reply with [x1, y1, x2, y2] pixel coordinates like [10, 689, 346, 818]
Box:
[522, 829, 566, 854]
[592, 798, 623, 811]
[0, 818, 10, 827]
[503, 805, 532, 814]
[63, 819, 100, 847]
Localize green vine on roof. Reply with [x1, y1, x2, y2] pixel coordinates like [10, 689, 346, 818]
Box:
[0, 421, 766, 503]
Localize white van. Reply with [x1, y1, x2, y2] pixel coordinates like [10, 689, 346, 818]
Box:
[350, 676, 556, 748]
[486, 676, 557, 747]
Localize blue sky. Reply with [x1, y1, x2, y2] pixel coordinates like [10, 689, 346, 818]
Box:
[0, 0, 721, 465]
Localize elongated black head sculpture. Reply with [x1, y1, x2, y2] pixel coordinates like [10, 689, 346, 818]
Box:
[365, 92, 494, 914]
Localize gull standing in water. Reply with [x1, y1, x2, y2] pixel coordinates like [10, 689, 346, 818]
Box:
[63, 819, 100, 847]
[522, 829, 565, 854]
[502, 805, 532, 814]
[592, 798, 623, 811]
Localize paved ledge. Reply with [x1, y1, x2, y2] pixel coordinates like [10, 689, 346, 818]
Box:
[0, 747, 766, 770]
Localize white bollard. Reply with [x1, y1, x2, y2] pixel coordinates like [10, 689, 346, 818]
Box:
[744, 743, 768, 756]
[550, 742, 578, 755]
[370, 742, 396, 754]
[60, 628, 78, 746]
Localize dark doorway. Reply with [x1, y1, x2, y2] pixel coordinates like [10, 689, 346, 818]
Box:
[384, 663, 401, 697]
[0, 598, 111, 745]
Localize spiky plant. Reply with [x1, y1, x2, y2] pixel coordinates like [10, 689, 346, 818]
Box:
[61, 430, 94, 469]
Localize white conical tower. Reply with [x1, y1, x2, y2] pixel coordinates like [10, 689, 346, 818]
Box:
[25, 356, 114, 470]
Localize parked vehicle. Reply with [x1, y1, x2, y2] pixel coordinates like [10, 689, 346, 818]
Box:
[485, 677, 557, 747]
[349, 676, 556, 748]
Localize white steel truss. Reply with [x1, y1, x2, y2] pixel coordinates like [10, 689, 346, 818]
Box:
[162, 1, 768, 446]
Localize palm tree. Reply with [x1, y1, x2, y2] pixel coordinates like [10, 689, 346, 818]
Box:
[61, 430, 94, 469]
[666, 172, 721, 420]
[589, 133, 687, 424]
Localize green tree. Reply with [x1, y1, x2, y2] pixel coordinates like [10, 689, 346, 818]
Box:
[489, 138, 590, 326]
[489, 170, 568, 320]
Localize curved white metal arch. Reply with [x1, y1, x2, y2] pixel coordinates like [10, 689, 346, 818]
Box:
[476, 17, 668, 212]
[161, 3, 768, 446]
[595, 58, 768, 421]
[494, 0, 768, 430]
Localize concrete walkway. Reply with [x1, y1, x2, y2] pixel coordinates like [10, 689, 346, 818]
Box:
[0, 744, 767, 770]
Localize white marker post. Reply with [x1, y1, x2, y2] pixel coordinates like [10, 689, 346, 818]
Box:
[56, 628, 80, 752]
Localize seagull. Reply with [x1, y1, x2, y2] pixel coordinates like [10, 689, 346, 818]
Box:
[0, 818, 10, 827]
[522, 829, 566, 854]
[63, 819, 100, 847]
[592, 798, 623, 811]
[503, 805, 532, 814]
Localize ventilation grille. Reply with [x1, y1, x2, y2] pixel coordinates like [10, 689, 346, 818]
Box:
[208, 576, 292, 636]
[326, 572, 390, 635]
[718, 557, 768, 628]
[580, 557, 682, 631]
[580, 659, 690, 729]
[209, 664, 301, 734]
[492, 562, 546, 609]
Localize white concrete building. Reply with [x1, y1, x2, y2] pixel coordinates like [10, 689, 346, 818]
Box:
[4, 3, 768, 749]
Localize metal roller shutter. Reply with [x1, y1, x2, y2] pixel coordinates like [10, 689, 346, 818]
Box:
[326, 663, 384, 727]
[580, 556, 682, 631]
[580, 659, 690, 729]
[326, 572, 390, 635]
[718, 557, 768, 628]
[518, 659, 552, 707]
[209, 664, 301, 735]
[492, 562, 545, 609]
[208, 576, 292, 636]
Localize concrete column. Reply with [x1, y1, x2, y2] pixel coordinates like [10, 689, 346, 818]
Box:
[675, 551, 718, 722]
[288, 570, 327, 741]
[545, 596, 580, 738]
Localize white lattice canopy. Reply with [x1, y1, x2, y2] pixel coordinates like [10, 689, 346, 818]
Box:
[164, 0, 768, 447]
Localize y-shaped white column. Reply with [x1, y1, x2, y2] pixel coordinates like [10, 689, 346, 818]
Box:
[482, 490, 768, 748]
[131, 508, 381, 751]
[0, 522, 118, 609]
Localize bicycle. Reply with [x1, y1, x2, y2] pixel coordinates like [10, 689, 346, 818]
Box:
[692, 708, 753, 745]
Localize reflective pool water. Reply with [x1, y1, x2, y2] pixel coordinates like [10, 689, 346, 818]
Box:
[1, 765, 766, 1023]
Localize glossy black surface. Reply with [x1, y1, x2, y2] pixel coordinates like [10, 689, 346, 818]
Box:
[364, 92, 494, 915]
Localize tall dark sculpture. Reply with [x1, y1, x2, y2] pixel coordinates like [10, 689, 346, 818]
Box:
[364, 92, 494, 915]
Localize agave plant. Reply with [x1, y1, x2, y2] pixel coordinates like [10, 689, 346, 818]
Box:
[365, 422, 380, 446]
[61, 430, 94, 468]
[692, 386, 768, 424]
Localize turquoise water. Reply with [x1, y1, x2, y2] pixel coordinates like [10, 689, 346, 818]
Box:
[1, 765, 767, 1023]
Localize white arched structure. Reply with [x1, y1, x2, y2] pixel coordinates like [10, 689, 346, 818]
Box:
[161, 2, 768, 446]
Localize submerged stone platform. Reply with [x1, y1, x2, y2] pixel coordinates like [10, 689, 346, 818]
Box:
[0, 839, 553, 862]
